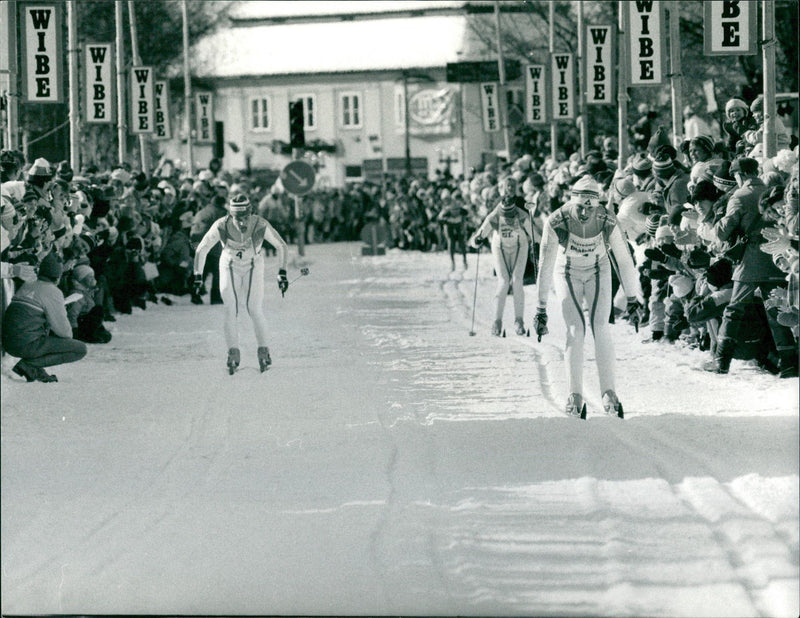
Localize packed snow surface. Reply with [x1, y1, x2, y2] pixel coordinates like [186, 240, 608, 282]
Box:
[2, 242, 798, 616]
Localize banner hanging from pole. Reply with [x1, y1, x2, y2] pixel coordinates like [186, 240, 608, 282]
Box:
[524, 64, 548, 124]
[195, 92, 214, 143]
[130, 65, 154, 134]
[551, 53, 575, 120]
[479, 83, 500, 132]
[153, 81, 171, 140]
[703, 0, 757, 55]
[19, 2, 63, 103]
[84, 43, 115, 124]
[585, 25, 615, 105]
[628, 0, 665, 86]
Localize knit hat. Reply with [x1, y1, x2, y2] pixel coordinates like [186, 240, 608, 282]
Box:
[725, 98, 748, 114]
[110, 168, 132, 184]
[669, 273, 694, 298]
[72, 263, 96, 285]
[750, 95, 764, 113]
[652, 152, 675, 176]
[706, 258, 733, 288]
[729, 156, 759, 176]
[712, 161, 737, 192]
[691, 180, 720, 204]
[611, 176, 635, 201]
[569, 175, 602, 206]
[27, 157, 52, 178]
[528, 172, 544, 188]
[37, 252, 63, 282]
[647, 126, 672, 156]
[56, 161, 73, 182]
[631, 152, 653, 174]
[690, 135, 715, 156]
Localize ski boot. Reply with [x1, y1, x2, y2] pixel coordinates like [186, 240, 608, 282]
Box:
[602, 389, 624, 419]
[565, 393, 587, 419]
[514, 317, 526, 336]
[226, 348, 240, 375]
[257, 346, 272, 373]
[491, 320, 502, 337]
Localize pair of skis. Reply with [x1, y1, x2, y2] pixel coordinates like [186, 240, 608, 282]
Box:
[567, 401, 624, 420]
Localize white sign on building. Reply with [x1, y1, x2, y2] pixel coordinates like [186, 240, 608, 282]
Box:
[480, 83, 500, 132]
[629, 0, 665, 86]
[130, 66, 154, 134]
[21, 2, 62, 103]
[703, 0, 757, 55]
[153, 81, 171, 140]
[585, 25, 614, 105]
[524, 64, 547, 124]
[195, 92, 214, 143]
[551, 53, 574, 120]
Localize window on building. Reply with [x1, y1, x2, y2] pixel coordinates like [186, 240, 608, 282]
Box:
[249, 96, 271, 131]
[344, 164, 363, 179]
[340, 92, 362, 128]
[294, 94, 317, 131]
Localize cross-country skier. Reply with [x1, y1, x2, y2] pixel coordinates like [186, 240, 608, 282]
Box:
[533, 175, 643, 418]
[469, 176, 534, 336]
[192, 193, 289, 374]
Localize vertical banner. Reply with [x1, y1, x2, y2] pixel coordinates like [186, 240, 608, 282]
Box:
[19, 2, 63, 103]
[153, 81, 171, 140]
[551, 53, 575, 120]
[585, 25, 615, 105]
[84, 43, 114, 123]
[195, 92, 214, 143]
[130, 65, 154, 134]
[524, 64, 547, 124]
[480, 83, 500, 132]
[629, 0, 665, 86]
[703, 0, 757, 55]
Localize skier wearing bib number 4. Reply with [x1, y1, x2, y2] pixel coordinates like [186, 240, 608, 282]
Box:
[469, 176, 534, 337]
[533, 176, 644, 418]
[193, 194, 289, 374]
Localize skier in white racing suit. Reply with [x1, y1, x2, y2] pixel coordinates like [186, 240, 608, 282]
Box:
[469, 176, 534, 336]
[193, 193, 289, 373]
[533, 175, 643, 417]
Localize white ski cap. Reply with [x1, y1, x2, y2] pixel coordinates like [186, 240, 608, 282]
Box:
[569, 175, 601, 206]
[228, 193, 251, 213]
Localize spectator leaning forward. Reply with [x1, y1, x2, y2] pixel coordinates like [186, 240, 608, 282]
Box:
[2, 251, 87, 382]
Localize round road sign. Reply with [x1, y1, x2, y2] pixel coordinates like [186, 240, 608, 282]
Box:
[281, 160, 316, 196]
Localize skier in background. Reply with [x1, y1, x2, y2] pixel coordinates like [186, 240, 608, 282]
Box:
[533, 176, 643, 418]
[436, 188, 470, 271]
[469, 176, 534, 336]
[193, 194, 289, 374]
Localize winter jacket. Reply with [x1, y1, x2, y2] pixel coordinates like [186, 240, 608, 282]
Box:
[712, 178, 785, 282]
[657, 169, 690, 226]
[2, 279, 72, 355]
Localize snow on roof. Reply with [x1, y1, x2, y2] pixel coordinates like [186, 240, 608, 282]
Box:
[191, 13, 469, 78]
[226, 0, 467, 20]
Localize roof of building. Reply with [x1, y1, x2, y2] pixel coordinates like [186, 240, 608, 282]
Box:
[189, 2, 472, 79]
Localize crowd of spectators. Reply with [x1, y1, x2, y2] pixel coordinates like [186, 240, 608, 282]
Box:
[1, 92, 798, 381]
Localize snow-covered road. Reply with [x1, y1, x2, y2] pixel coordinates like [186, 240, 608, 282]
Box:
[2, 242, 798, 616]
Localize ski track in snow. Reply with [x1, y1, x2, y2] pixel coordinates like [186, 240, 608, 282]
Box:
[1, 243, 798, 616]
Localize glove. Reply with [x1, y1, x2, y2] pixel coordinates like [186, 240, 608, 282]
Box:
[625, 297, 643, 332]
[761, 226, 794, 257]
[533, 307, 548, 341]
[278, 268, 289, 296]
[469, 234, 483, 249]
[777, 305, 799, 329]
[192, 273, 203, 297]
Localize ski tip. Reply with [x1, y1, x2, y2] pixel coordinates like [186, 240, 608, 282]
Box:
[526, 329, 531, 337]
[617, 403, 624, 419]
[502, 329, 506, 338]
[537, 334, 542, 342]
[580, 404, 587, 420]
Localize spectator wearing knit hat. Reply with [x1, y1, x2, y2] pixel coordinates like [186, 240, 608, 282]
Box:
[743, 95, 792, 158]
[705, 157, 797, 376]
[722, 98, 756, 155]
[629, 152, 656, 192]
[684, 135, 723, 193]
[1, 251, 87, 382]
[651, 145, 690, 227]
[66, 263, 112, 344]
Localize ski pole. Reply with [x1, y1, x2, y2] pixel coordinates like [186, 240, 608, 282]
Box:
[282, 268, 309, 298]
[469, 247, 480, 336]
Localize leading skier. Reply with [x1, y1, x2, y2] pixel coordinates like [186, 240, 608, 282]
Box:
[193, 193, 289, 374]
[533, 175, 643, 418]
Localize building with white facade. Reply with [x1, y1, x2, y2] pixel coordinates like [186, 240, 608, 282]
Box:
[164, 1, 534, 187]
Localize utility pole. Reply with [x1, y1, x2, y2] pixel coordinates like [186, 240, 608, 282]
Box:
[67, 0, 80, 170]
[4, 0, 20, 150]
[182, 0, 194, 175]
[115, 0, 126, 165]
[493, 0, 511, 162]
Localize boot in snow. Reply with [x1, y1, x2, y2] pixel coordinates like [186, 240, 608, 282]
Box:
[514, 317, 526, 336]
[602, 389, 624, 418]
[491, 320, 503, 337]
[566, 393, 587, 419]
[227, 348, 240, 375]
[257, 346, 272, 372]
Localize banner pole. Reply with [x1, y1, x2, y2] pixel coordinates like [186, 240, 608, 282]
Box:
[115, 0, 126, 165]
[549, 2, 557, 164]
[668, 1, 683, 148]
[617, 0, 628, 168]
[493, 0, 512, 162]
[182, 0, 194, 176]
[67, 0, 80, 170]
[761, 0, 777, 158]
[577, 0, 588, 159]
[127, 0, 150, 172]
